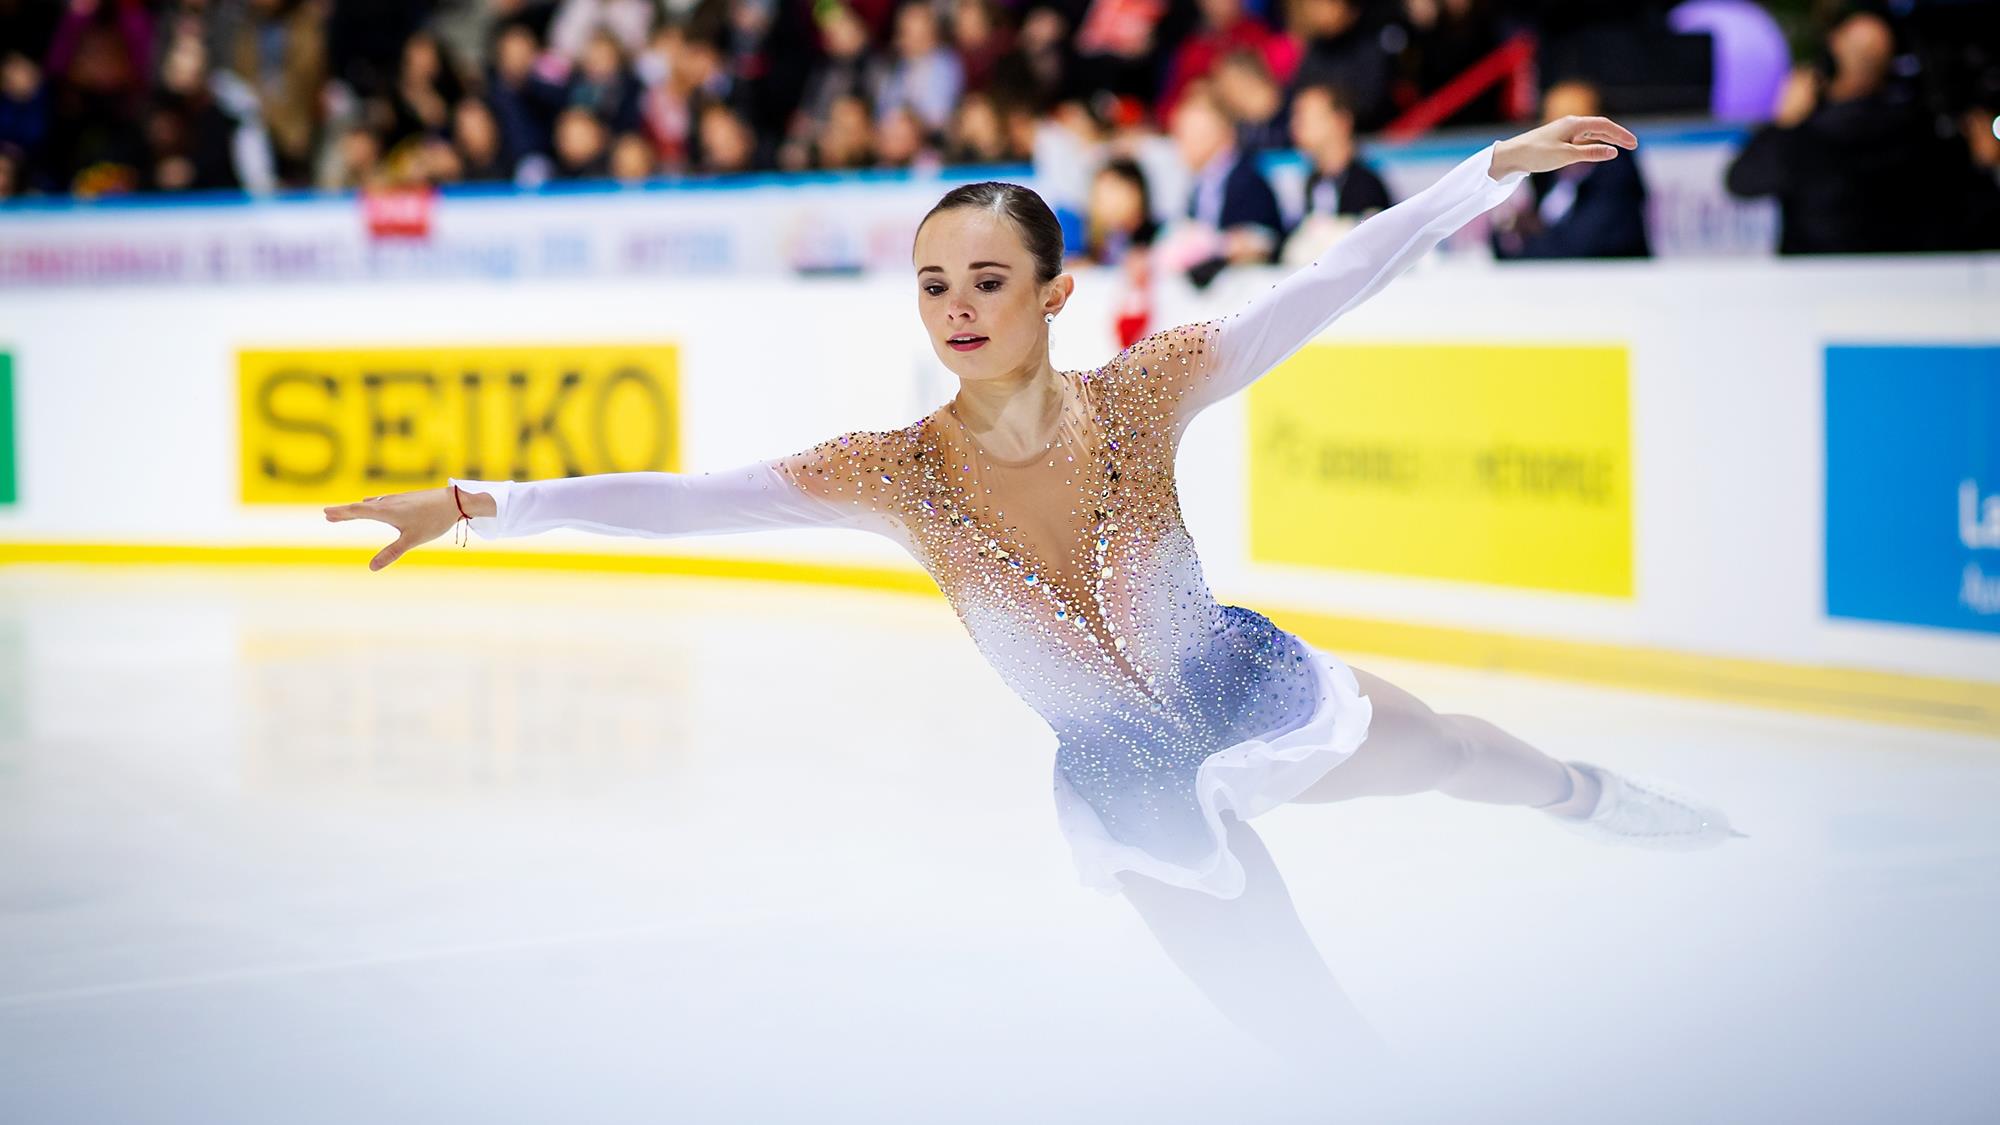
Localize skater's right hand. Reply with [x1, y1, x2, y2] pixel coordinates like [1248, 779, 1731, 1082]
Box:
[323, 486, 485, 572]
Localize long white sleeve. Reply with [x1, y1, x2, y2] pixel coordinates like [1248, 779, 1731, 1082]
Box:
[448, 459, 864, 541]
[1177, 141, 1528, 423]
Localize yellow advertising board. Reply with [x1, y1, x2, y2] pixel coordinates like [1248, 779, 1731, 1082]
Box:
[239, 344, 680, 502]
[1247, 343, 1631, 596]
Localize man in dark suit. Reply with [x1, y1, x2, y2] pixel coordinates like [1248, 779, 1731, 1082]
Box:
[1492, 78, 1652, 259]
[1171, 78, 1284, 284]
[1291, 83, 1392, 216]
[1276, 80, 1394, 264]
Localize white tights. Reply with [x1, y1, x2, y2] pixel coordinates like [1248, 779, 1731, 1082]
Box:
[1115, 664, 1593, 1069]
[1291, 665, 1593, 812]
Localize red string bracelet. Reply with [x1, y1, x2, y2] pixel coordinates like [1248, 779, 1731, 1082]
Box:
[452, 483, 471, 547]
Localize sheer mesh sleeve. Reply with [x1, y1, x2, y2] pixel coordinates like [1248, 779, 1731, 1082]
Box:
[447, 430, 909, 542]
[1162, 141, 1528, 429]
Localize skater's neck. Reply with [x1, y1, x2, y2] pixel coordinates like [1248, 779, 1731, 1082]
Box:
[949, 354, 1067, 458]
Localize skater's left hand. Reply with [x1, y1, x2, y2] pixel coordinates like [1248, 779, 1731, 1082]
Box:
[1489, 116, 1638, 180]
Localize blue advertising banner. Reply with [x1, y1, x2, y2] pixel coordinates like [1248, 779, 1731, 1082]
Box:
[1826, 345, 2000, 635]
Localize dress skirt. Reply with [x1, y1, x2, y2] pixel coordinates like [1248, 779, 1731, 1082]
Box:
[1051, 642, 1376, 901]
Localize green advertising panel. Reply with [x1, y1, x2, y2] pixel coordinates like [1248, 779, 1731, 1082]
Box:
[0, 352, 13, 505]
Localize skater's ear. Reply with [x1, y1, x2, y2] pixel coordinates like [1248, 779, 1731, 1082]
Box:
[1042, 271, 1076, 320]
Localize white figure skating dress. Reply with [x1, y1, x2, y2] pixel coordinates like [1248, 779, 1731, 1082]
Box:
[452, 144, 1528, 900]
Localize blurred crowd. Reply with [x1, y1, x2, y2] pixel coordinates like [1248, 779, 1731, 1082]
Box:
[0, 0, 1995, 258]
[0, 0, 1560, 196]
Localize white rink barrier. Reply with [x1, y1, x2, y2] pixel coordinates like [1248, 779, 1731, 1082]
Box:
[0, 123, 1773, 291]
[0, 252, 1994, 725]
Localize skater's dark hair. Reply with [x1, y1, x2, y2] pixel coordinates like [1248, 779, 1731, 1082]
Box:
[916, 182, 1065, 285]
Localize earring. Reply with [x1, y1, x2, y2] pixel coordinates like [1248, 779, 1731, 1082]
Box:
[1045, 312, 1055, 324]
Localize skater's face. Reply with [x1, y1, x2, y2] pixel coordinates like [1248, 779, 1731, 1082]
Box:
[913, 208, 1069, 379]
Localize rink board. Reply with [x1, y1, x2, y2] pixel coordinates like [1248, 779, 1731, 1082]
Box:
[0, 255, 1996, 731]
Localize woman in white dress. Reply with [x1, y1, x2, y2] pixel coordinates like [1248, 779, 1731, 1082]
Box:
[325, 113, 1741, 1062]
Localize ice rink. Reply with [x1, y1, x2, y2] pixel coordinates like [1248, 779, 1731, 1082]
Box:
[2, 564, 1996, 1124]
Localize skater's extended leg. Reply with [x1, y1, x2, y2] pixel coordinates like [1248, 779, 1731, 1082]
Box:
[1290, 665, 1599, 815]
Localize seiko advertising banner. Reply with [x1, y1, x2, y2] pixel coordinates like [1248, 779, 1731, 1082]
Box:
[238, 344, 683, 503]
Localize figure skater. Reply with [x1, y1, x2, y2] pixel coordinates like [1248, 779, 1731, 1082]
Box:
[325, 114, 1742, 1064]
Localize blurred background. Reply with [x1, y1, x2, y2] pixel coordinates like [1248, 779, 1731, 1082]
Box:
[0, 1, 1997, 1122]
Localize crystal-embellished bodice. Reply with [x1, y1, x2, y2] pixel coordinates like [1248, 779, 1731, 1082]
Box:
[778, 322, 1322, 862]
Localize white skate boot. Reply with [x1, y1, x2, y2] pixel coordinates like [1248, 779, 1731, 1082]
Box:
[1546, 761, 1747, 850]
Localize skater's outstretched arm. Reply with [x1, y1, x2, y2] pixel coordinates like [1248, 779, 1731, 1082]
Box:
[1146, 116, 1635, 430]
[324, 430, 904, 571]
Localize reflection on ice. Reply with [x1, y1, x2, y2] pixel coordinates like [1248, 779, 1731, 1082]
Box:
[0, 567, 1993, 1124]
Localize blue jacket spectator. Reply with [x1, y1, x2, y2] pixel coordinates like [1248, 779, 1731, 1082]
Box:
[1493, 148, 1651, 259]
[487, 23, 567, 171]
[1493, 78, 1652, 259]
[1191, 147, 1284, 237]
[1173, 78, 1284, 281]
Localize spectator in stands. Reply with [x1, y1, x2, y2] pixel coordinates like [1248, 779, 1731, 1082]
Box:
[1007, 4, 1071, 110]
[608, 129, 654, 181]
[1965, 109, 1999, 175]
[695, 101, 759, 172]
[1942, 106, 2000, 250]
[875, 0, 963, 135]
[1491, 77, 1651, 258]
[952, 0, 1015, 97]
[1031, 95, 1130, 236]
[1279, 79, 1391, 264]
[147, 28, 244, 192]
[452, 96, 512, 182]
[222, 0, 327, 186]
[1212, 45, 1291, 152]
[1002, 100, 1039, 161]
[1169, 78, 1284, 282]
[565, 27, 642, 136]
[814, 89, 877, 168]
[551, 104, 610, 177]
[1395, 0, 1504, 127]
[329, 122, 381, 189]
[487, 22, 562, 169]
[548, 0, 656, 60]
[0, 141, 22, 199]
[837, 0, 901, 44]
[428, 0, 544, 83]
[876, 102, 940, 168]
[411, 132, 464, 186]
[638, 24, 728, 173]
[1287, 0, 1394, 134]
[44, 0, 157, 194]
[945, 89, 1010, 163]
[1724, 10, 1975, 253]
[0, 51, 48, 192]
[388, 30, 463, 148]
[1078, 155, 1160, 266]
[786, 2, 881, 169]
[1069, 0, 1167, 105]
[1966, 105, 2000, 191]
[1158, 0, 1301, 126]
[719, 0, 812, 145]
